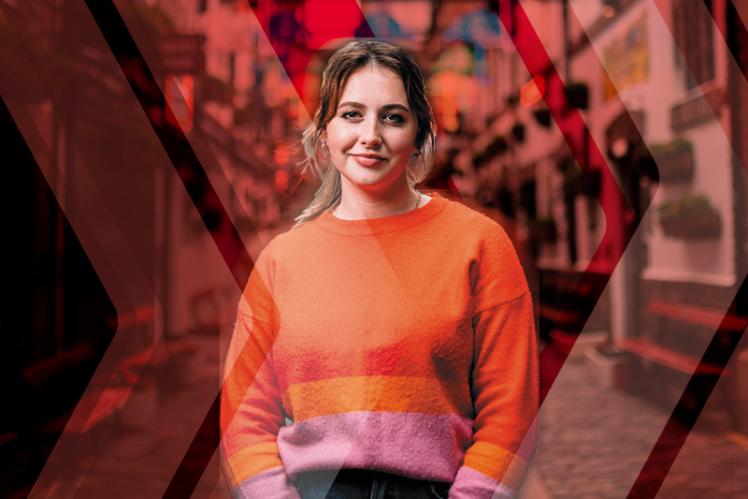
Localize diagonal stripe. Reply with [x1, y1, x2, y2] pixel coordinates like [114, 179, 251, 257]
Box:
[84, 0, 250, 288]
[620, 1, 748, 496]
[1, 1, 264, 495]
[248, 0, 374, 106]
[0, 9, 198, 495]
[649, 0, 748, 172]
[77, 2, 275, 496]
[627, 274, 748, 498]
[90, 1, 375, 495]
[530, 1, 748, 495]
[496, 0, 639, 404]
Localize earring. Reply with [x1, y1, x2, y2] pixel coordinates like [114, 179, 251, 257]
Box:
[409, 151, 420, 165]
[319, 141, 330, 161]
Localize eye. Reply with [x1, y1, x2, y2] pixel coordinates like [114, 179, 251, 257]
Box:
[341, 110, 362, 120]
[382, 113, 405, 124]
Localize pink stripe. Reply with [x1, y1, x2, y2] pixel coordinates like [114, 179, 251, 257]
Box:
[236, 466, 301, 499]
[277, 411, 473, 482]
[450, 467, 515, 499]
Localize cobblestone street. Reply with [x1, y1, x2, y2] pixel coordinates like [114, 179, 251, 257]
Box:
[27, 334, 748, 498]
[532, 353, 748, 498]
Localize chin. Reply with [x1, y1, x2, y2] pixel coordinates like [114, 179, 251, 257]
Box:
[339, 162, 404, 191]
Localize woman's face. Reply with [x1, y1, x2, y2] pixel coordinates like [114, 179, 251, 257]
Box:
[323, 65, 418, 195]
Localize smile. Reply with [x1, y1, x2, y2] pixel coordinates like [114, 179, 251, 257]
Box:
[351, 154, 387, 167]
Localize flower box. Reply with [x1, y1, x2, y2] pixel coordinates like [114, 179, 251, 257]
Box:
[657, 195, 722, 240]
[648, 138, 695, 184]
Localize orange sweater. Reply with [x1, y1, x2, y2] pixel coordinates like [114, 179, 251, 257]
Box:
[220, 192, 539, 498]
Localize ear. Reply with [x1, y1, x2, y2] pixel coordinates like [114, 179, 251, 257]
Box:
[317, 131, 331, 162]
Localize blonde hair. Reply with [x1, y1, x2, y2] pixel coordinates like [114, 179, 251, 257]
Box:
[294, 40, 436, 226]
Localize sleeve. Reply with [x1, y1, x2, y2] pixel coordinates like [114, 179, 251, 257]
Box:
[220, 249, 301, 499]
[449, 226, 540, 499]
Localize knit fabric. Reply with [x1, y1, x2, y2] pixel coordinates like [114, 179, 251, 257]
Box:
[220, 192, 539, 498]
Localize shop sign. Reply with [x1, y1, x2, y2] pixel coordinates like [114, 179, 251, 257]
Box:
[157, 34, 206, 74]
[601, 13, 649, 100]
[670, 88, 723, 132]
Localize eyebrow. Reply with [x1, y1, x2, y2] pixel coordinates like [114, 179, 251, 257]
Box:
[337, 101, 411, 113]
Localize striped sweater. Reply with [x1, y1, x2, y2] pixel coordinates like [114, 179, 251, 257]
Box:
[220, 192, 539, 498]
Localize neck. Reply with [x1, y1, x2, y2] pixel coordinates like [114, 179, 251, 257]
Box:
[334, 178, 420, 220]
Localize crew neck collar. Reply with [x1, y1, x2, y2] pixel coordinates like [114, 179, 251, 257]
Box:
[316, 191, 448, 236]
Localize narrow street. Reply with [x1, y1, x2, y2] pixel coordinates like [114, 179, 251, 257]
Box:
[530, 352, 748, 498]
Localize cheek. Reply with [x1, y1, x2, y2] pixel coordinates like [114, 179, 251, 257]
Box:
[326, 125, 356, 152]
[387, 131, 418, 155]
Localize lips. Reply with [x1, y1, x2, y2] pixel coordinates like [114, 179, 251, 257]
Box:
[351, 154, 387, 167]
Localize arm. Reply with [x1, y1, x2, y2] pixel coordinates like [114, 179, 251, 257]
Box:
[450, 228, 540, 499]
[220, 251, 300, 499]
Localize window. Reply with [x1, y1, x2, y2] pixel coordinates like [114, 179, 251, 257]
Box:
[672, 0, 715, 88]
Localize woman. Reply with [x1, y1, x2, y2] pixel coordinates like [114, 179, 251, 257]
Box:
[220, 40, 538, 499]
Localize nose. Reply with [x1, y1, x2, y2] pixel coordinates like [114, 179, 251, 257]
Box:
[359, 117, 382, 148]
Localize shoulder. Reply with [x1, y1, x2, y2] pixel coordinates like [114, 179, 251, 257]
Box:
[433, 192, 517, 251]
[433, 193, 529, 302]
[253, 217, 326, 268]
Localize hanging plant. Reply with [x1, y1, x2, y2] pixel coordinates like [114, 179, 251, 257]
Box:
[533, 108, 552, 128]
[472, 151, 489, 171]
[558, 158, 600, 198]
[556, 156, 575, 174]
[648, 137, 695, 184]
[529, 217, 558, 244]
[630, 145, 660, 182]
[511, 122, 526, 143]
[563, 167, 601, 198]
[484, 135, 508, 157]
[473, 135, 508, 170]
[505, 93, 520, 108]
[657, 195, 721, 240]
[579, 170, 601, 197]
[564, 82, 589, 110]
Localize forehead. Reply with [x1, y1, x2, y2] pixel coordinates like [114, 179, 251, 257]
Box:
[338, 65, 409, 107]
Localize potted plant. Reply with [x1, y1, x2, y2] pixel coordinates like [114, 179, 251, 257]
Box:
[648, 137, 695, 184]
[511, 122, 526, 143]
[564, 81, 589, 110]
[586, 343, 632, 390]
[657, 195, 722, 240]
[532, 107, 552, 128]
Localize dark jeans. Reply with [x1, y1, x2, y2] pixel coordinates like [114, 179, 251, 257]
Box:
[294, 469, 451, 499]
